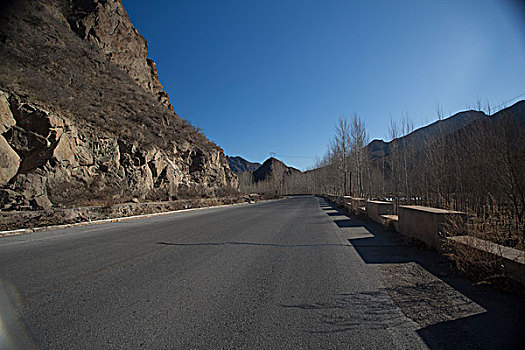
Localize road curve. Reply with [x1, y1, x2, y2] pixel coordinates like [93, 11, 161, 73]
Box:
[0, 196, 523, 349]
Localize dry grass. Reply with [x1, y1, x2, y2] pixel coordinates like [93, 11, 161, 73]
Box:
[443, 212, 524, 282]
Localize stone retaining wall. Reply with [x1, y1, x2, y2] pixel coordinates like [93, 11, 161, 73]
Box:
[398, 205, 467, 252]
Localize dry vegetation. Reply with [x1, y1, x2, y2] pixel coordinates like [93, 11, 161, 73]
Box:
[442, 214, 513, 281]
[237, 168, 288, 198]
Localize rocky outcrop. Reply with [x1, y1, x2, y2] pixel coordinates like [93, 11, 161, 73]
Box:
[0, 90, 236, 210]
[0, 136, 19, 187]
[0, 0, 237, 210]
[0, 91, 16, 134]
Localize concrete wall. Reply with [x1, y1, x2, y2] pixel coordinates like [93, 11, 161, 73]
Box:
[343, 197, 353, 214]
[398, 205, 467, 251]
[323, 195, 365, 213]
[366, 200, 393, 224]
[327, 195, 343, 207]
[351, 198, 367, 214]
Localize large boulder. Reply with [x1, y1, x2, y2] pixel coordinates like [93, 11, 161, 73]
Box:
[0, 135, 20, 186]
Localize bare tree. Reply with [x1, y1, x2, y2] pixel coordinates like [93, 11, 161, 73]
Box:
[349, 114, 368, 197]
[329, 116, 352, 195]
[400, 112, 414, 197]
[388, 117, 400, 196]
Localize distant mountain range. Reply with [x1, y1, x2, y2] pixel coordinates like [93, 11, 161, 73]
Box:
[226, 156, 261, 173]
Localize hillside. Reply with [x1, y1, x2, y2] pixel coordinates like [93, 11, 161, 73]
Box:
[226, 156, 261, 173]
[367, 109, 486, 163]
[367, 101, 524, 164]
[252, 157, 301, 182]
[0, 0, 236, 210]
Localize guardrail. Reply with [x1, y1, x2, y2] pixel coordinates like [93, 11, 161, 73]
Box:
[366, 200, 394, 224]
[398, 205, 467, 252]
[320, 194, 524, 286]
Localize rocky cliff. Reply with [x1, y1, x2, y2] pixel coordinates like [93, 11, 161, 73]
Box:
[0, 0, 237, 210]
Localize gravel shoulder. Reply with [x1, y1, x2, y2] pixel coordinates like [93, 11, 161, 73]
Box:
[326, 201, 525, 349]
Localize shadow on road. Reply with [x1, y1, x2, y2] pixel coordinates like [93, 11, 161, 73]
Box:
[312, 198, 525, 349]
[326, 212, 347, 216]
[157, 241, 348, 248]
[333, 219, 369, 229]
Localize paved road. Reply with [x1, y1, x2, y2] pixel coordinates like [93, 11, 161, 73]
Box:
[0, 196, 523, 349]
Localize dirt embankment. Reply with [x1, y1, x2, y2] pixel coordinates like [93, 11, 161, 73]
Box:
[0, 194, 264, 232]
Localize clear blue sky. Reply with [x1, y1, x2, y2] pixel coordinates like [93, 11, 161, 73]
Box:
[123, 0, 525, 170]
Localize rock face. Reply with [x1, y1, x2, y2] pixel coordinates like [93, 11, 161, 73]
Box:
[0, 0, 236, 210]
[0, 91, 16, 134]
[0, 91, 19, 187]
[0, 134, 20, 187]
[226, 156, 261, 173]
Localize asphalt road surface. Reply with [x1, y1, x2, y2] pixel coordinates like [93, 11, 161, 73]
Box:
[0, 196, 523, 349]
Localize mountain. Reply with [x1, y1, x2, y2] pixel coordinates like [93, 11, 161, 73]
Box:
[252, 157, 301, 182]
[0, 0, 236, 210]
[480, 100, 525, 127]
[226, 156, 261, 173]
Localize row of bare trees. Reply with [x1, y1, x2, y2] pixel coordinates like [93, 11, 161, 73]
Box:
[274, 106, 524, 247]
[235, 103, 524, 246]
[235, 115, 371, 198]
[295, 114, 371, 197]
